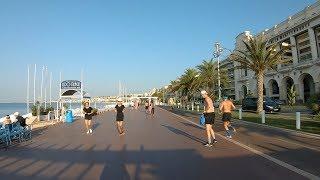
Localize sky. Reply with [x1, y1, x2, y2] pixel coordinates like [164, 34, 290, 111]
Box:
[0, 0, 316, 102]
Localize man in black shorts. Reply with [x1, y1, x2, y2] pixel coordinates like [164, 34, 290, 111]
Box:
[201, 90, 217, 147]
[219, 96, 236, 139]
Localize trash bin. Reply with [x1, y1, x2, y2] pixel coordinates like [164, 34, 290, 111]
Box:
[65, 110, 74, 123]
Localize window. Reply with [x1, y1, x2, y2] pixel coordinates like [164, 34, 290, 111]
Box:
[315, 26, 320, 58]
[296, 31, 312, 62]
[280, 39, 293, 67]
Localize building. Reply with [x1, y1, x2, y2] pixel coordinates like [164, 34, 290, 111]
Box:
[220, 58, 236, 100]
[234, 2, 320, 103]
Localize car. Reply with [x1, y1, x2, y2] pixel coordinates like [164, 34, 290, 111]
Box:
[266, 97, 284, 105]
[242, 97, 281, 112]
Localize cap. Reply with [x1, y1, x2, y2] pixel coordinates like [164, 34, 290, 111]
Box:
[201, 90, 207, 95]
[14, 112, 19, 116]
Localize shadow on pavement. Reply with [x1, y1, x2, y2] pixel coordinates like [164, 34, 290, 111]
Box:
[161, 124, 206, 144]
[0, 142, 306, 180]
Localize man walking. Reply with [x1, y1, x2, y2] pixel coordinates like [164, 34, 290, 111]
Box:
[219, 96, 236, 139]
[201, 90, 217, 147]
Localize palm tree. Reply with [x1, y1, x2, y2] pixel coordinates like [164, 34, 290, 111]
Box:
[232, 36, 286, 113]
[177, 68, 199, 105]
[195, 59, 229, 98]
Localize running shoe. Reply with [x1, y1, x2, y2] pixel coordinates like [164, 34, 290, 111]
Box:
[86, 130, 89, 134]
[89, 129, 93, 134]
[212, 139, 218, 143]
[229, 126, 236, 133]
[204, 143, 213, 147]
[226, 130, 232, 139]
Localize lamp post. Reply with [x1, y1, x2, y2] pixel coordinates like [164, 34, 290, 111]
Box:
[163, 86, 168, 105]
[213, 42, 224, 101]
[213, 42, 234, 101]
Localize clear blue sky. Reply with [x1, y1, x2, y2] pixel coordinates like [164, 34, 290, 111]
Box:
[0, 0, 315, 102]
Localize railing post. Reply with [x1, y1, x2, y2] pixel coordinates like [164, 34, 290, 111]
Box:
[261, 110, 265, 124]
[296, 112, 301, 130]
[197, 105, 200, 112]
[191, 104, 194, 111]
[239, 108, 242, 120]
[187, 105, 190, 110]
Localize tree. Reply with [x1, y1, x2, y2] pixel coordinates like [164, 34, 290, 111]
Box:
[287, 85, 297, 107]
[232, 36, 286, 113]
[167, 69, 199, 106]
[152, 90, 164, 102]
[179, 68, 199, 101]
[195, 59, 229, 98]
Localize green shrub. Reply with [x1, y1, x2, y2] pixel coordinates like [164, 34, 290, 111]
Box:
[311, 103, 320, 113]
[314, 113, 320, 121]
[307, 93, 320, 113]
[31, 105, 38, 116]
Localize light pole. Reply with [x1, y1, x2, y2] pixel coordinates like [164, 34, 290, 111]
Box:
[213, 42, 234, 101]
[213, 42, 224, 101]
[163, 86, 168, 105]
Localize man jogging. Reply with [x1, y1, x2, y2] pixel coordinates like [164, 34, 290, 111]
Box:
[219, 96, 236, 139]
[201, 90, 217, 147]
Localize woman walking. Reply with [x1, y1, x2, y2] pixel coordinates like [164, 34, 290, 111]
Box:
[150, 100, 155, 117]
[115, 98, 125, 135]
[83, 102, 93, 134]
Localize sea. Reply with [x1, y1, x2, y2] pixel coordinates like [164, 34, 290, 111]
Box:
[0, 102, 115, 118]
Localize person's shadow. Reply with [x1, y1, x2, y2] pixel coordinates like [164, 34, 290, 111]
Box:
[161, 124, 206, 144]
[92, 122, 100, 130]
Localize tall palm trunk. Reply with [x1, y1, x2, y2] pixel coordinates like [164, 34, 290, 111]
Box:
[256, 72, 264, 113]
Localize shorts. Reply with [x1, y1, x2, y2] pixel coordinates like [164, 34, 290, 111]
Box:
[145, 106, 148, 110]
[116, 114, 124, 121]
[222, 113, 232, 122]
[151, 108, 155, 114]
[204, 112, 215, 124]
[85, 115, 92, 120]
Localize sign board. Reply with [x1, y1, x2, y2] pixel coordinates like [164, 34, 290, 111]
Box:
[61, 80, 81, 90]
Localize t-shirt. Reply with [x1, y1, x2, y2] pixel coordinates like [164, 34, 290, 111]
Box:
[115, 105, 125, 116]
[83, 107, 93, 119]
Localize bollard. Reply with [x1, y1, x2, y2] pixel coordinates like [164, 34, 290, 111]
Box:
[197, 105, 200, 112]
[187, 105, 190, 110]
[239, 108, 242, 120]
[296, 112, 301, 130]
[191, 104, 194, 111]
[47, 112, 50, 121]
[261, 110, 265, 124]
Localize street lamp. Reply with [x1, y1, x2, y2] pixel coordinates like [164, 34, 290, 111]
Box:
[213, 42, 224, 101]
[213, 42, 234, 101]
[163, 86, 168, 105]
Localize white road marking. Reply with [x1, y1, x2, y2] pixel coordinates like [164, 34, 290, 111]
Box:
[160, 108, 320, 180]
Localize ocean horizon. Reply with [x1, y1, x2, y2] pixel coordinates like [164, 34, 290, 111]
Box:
[0, 102, 114, 118]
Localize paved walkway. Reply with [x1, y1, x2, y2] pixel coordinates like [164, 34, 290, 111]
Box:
[0, 107, 318, 180]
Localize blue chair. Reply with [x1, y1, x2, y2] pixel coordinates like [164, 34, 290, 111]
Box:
[21, 125, 32, 141]
[7, 122, 23, 143]
[0, 128, 10, 146]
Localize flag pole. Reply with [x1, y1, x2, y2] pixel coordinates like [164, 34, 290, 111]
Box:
[27, 65, 30, 114]
[33, 64, 36, 104]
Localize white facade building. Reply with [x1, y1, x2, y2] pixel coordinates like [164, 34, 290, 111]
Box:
[234, 2, 320, 103]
